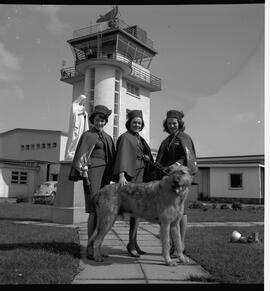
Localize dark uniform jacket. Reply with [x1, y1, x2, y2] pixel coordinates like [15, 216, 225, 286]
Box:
[156, 131, 198, 176]
[68, 127, 115, 181]
[113, 131, 154, 182]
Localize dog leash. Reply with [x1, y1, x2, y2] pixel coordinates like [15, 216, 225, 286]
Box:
[139, 154, 170, 176]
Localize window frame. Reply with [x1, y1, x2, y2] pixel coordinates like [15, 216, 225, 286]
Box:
[229, 173, 243, 189]
[126, 82, 140, 98]
[11, 171, 28, 185]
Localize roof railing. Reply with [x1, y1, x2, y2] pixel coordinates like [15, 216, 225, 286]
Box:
[72, 18, 154, 49]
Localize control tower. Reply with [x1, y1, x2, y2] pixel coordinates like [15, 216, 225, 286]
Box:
[60, 6, 161, 143]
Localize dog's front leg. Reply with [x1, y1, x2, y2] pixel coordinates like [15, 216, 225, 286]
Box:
[170, 222, 189, 264]
[160, 221, 177, 266]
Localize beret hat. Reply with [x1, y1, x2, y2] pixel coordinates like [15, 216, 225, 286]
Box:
[89, 105, 112, 124]
[166, 110, 184, 119]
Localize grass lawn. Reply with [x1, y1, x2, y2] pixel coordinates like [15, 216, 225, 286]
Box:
[0, 202, 265, 284]
[186, 207, 264, 223]
[185, 207, 264, 283]
[0, 202, 52, 222]
[185, 225, 264, 284]
[0, 221, 80, 284]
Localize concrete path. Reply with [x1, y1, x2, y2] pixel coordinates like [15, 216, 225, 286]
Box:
[15, 219, 264, 284]
[72, 219, 213, 284]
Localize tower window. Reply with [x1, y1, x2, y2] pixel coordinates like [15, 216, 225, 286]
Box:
[88, 68, 95, 116]
[113, 70, 120, 144]
[21, 145, 24, 151]
[127, 83, 140, 97]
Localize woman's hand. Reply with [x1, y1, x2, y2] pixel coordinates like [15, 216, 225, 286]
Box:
[142, 154, 150, 162]
[118, 172, 128, 187]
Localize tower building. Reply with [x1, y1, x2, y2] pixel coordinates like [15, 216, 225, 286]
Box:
[60, 6, 161, 143]
[52, 7, 161, 224]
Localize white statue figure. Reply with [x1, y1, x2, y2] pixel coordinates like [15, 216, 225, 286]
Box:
[65, 94, 89, 160]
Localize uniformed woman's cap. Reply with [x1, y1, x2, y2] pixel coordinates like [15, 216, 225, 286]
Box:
[127, 110, 143, 120]
[166, 110, 184, 120]
[89, 105, 112, 124]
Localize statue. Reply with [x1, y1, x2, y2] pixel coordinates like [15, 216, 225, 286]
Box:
[65, 94, 89, 160]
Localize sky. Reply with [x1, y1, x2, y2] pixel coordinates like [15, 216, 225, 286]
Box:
[0, 3, 265, 157]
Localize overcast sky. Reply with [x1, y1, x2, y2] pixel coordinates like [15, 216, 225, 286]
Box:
[0, 4, 265, 157]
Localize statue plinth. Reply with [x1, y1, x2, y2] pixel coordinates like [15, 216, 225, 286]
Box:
[51, 160, 88, 224]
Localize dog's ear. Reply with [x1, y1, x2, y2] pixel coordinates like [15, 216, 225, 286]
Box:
[166, 162, 182, 174]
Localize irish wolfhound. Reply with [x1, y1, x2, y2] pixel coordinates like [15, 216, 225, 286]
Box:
[89, 164, 192, 266]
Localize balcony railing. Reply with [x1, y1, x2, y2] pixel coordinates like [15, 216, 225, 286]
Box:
[60, 67, 83, 79]
[72, 19, 154, 49]
[60, 50, 161, 90]
[74, 49, 133, 68]
[130, 66, 161, 90]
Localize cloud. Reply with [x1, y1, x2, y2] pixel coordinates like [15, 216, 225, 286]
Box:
[27, 5, 71, 34]
[0, 86, 25, 101]
[0, 42, 22, 81]
[233, 112, 256, 123]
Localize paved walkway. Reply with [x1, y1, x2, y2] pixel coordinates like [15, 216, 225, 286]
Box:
[16, 219, 264, 284]
[72, 219, 214, 284]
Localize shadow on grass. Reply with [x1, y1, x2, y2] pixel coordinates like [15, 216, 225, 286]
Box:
[0, 217, 51, 222]
[0, 242, 81, 258]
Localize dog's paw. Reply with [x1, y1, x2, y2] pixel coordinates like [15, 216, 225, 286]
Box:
[165, 259, 177, 267]
[178, 253, 190, 264]
[94, 255, 104, 262]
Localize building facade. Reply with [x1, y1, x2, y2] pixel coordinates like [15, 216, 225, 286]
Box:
[196, 155, 264, 204]
[0, 128, 264, 204]
[0, 128, 68, 199]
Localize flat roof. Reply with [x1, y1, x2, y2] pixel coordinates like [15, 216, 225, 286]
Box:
[0, 128, 68, 136]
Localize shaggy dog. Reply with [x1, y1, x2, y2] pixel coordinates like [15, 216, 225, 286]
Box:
[89, 164, 192, 266]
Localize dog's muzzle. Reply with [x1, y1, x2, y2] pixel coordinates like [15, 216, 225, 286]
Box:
[172, 181, 187, 194]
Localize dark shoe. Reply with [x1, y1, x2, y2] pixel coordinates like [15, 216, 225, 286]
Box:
[136, 248, 147, 255]
[135, 242, 147, 255]
[126, 243, 140, 257]
[86, 253, 94, 260]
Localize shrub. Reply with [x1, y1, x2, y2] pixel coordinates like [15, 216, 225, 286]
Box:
[220, 204, 229, 210]
[212, 203, 217, 209]
[188, 201, 202, 209]
[16, 196, 30, 203]
[188, 201, 210, 211]
[231, 201, 243, 211]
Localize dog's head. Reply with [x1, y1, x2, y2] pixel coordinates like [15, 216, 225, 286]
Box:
[166, 164, 192, 194]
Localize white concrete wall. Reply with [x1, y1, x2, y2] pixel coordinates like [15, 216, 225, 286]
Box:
[94, 65, 116, 136]
[49, 164, 61, 180]
[71, 65, 151, 143]
[0, 131, 63, 162]
[209, 166, 260, 199]
[59, 135, 68, 161]
[0, 165, 38, 198]
[119, 79, 150, 143]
